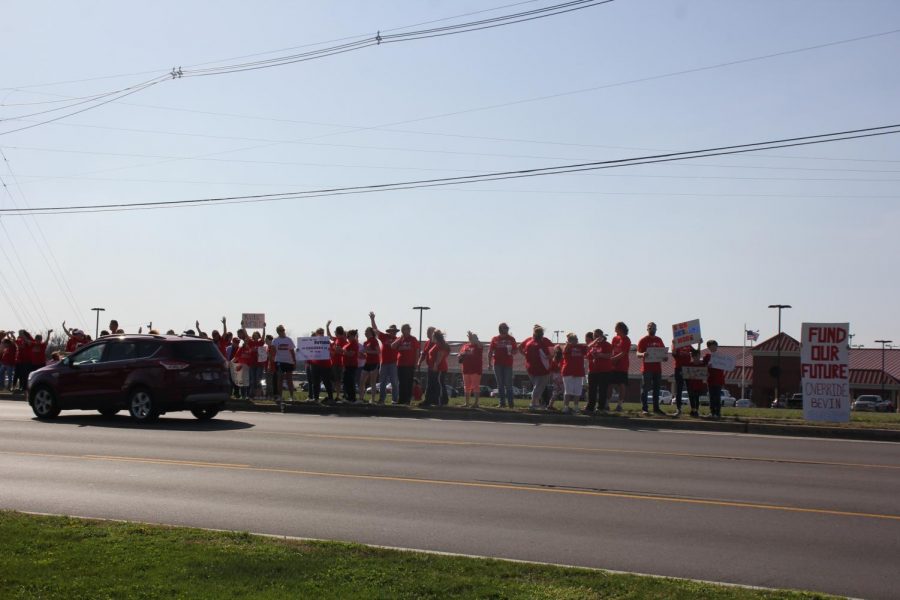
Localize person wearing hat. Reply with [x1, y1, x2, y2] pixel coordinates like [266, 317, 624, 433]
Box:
[370, 312, 400, 404]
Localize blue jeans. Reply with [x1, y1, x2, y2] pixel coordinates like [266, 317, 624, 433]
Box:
[493, 364, 514, 406]
[379, 363, 399, 403]
[529, 374, 549, 407]
[0, 365, 13, 388]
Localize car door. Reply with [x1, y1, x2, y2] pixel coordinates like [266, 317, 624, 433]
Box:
[55, 342, 108, 408]
[92, 340, 140, 407]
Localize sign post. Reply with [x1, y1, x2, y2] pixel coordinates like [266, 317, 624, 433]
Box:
[801, 322, 850, 422]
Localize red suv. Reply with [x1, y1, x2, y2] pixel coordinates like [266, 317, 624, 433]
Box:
[28, 335, 230, 422]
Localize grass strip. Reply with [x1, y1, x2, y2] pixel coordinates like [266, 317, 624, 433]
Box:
[0, 511, 833, 599]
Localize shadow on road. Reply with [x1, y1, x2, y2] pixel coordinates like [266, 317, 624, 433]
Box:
[32, 414, 255, 432]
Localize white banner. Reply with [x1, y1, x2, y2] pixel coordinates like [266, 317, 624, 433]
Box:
[682, 366, 708, 380]
[297, 336, 331, 361]
[672, 319, 702, 348]
[242, 313, 266, 329]
[801, 322, 850, 422]
[643, 346, 668, 363]
[709, 353, 736, 372]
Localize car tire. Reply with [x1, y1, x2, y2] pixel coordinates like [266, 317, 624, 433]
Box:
[98, 408, 120, 417]
[190, 408, 219, 421]
[31, 386, 61, 420]
[128, 387, 159, 422]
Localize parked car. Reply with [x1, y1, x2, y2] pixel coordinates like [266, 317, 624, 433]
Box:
[490, 386, 524, 398]
[734, 398, 753, 408]
[28, 335, 230, 422]
[699, 389, 735, 406]
[479, 385, 493, 397]
[771, 393, 803, 409]
[642, 390, 674, 405]
[852, 395, 894, 412]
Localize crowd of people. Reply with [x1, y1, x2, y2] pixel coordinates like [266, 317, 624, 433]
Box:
[2, 315, 730, 418]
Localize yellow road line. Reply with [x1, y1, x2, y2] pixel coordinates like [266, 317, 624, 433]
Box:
[258, 431, 900, 471]
[3, 449, 899, 522]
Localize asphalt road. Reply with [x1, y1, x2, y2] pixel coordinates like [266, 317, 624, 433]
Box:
[1, 401, 898, 599]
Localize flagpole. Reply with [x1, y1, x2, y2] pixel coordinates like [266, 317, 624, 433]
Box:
[741, 323, 746, 400]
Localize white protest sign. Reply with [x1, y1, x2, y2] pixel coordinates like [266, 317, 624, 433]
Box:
[242, 313, 266, 329]
[682, 366, 708, 380]
[801, 323, 850, 422]
[256, 345, 268, 363]
[230, 362, 247, 387]
[643, 347, 668, 363]
[709, 353, 736, 372]
[672, 319, 702, 348]
[297, 336, 331, 361]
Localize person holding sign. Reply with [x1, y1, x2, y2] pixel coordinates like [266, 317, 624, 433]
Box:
[686, 348, 705, 417]
[637, 322, 667, 415]
[609, 322, 631, 412]
[703, 340, 725, 418]
[340, 330, 360, 403]
[308, 327, 335, 404]
[272, 325, 296, 402]
[586, 329, 613, 413]
[326, 321, 347, 400]
[671, 340, 693, 416]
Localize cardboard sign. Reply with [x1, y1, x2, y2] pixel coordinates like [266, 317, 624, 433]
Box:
[801, 322, 850, 422]
[256, 346, 268, 363]
[672, 319, 701, 348]
[242, 313, 266, 329]
[297, 336, 331, 361]
[682, 366, 708, 380]
[643, 346, 668, 363]
[230, 362, 247, 387]
[709, 353, 736, 372]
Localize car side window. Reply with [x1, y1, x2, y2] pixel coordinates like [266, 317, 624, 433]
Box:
[71, 343, 107, 366]
[105, 342, 137, 363]
[135, 341, 162, 358]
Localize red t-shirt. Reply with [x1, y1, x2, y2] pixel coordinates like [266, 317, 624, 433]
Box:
[428, 343, 448, 372]
[29, 341, 48, 366]
[550, 355, 562, 374]
[14, 338, 28, 365]
[703, 353, 726, 386]
[672, 346, 692, 370]
[422, 340, 435, 368]
[459, 343, 483, 375]
[377, 332, 398, 365]
[247, 339, 264, 367]
[394, 335, 419, 367]
[489, 334, 516, 368]
[330, 335, 347, 367]
[611, 335, 631, 373]
[637, 335, 665, 374]
[235, 343, 256, 366]
[216, 338, 229, 357]
[342, 340, 359, 367]
[0, 345, 16, 366]
[363, 338, 380, 366]
[587, 341, 612, 373]
[522, 337, 553, 376]
[561, 343, 587, 377]
[266, 344, 276, 373]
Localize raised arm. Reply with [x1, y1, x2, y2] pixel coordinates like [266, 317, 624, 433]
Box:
[369, 312, 381, 335]
[195, 320, 206, 337]
[326, 320, 333, 339]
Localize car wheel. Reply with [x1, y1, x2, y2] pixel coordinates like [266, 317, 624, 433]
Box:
[31, 386, 60, 420]
[190, 408, 219, 421]
[98, 408, 120, 417]
[128, 388, 159, 422]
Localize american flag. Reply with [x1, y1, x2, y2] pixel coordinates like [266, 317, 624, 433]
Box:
[746, 330, 759, 342]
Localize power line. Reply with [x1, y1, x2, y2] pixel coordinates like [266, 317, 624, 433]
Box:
[4, 123, 899, 216]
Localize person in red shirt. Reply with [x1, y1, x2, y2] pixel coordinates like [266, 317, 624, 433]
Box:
[520, 325, 554, 410]
[686, 347, 706, 417]
[586, 329, 613, 412]
[326, 321, 347, 400]
[307, 327, 335, 404]
[391, 324, 419, 405]
[560, 332, 588, 414]
[488, 323, 517, 409]
[359, 327, 381, 403]
[547, 345, 564, 411]
[28, 330, 51, 389]
[423, 329, 449, 407]
[637, 321, 668, 415]
[232, 335, 257, 400]
[459, 331, 484, 408]
[248, 330, 266, 400]
[369, 313, 399, 405]
[0, 338, 16, 390]
[263, 334, 276, 400]
[13, 330, 33, 391]
[340, 329, 360, 403]
[671, 339, 694, 416]
[609, 322, 631, 412]
[703, 340, 725, 418]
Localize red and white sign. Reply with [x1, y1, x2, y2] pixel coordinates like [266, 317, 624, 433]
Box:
[801, 322, 850, 422]
[672, 319, 701, 348]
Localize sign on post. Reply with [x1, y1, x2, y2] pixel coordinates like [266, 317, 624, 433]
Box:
[643, 347, 668, 363]
[297, 337, 331, 362]
[801, 323, 850, 422]
[242, 313, 266, 329]
[672, 319, 702, 348]
[709, 353, 736, 372]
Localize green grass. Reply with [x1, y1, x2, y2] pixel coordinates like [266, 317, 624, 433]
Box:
[0, 511, 833, 599]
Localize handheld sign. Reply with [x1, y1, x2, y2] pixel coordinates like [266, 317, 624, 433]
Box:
[801, 323, 850, 422]
[242, 313, 266, 329]
[644, 347, 668, 363]
[682, 366, 708, 380]
[672, 319, 701, 348]
[297, 336, 331, 361]
[709, 353, 736, 372]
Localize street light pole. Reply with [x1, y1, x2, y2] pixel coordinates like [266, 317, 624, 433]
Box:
[875, 339, 893, 410]
[767, 304, 792, 403]
[553, 330, 562, 343]
[412, 306, 430, 348]
[90, 307, 106, 339]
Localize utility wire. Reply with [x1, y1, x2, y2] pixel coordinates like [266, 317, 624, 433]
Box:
[3, 123, 898, 216]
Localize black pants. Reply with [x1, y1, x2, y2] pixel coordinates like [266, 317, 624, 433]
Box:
[708, 385, 722, 416]
[674, 369, 685, 408]
[398, 366, 415, 404]
[586, 372, 610, 411]
[641, 371, 661, 411]
[425, 370, 444, 406]
[342, 366, 358, 402]
[310, 364, 334, 401]
[14, 364, 28, 390]
[688, 389, 701, 412]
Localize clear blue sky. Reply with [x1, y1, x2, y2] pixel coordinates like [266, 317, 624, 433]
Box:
[1, 0, 898, 346]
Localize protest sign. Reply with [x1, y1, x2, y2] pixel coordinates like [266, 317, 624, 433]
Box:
[682, 366, 708, 380]
[801, 323, 850, 422]
[230, 362, 247, 387]
[297, 336, 331, 361]
[672, 319, 701, 348]
[242, 313, 265, 329]
[643, 346, 668, 363]
[709, 353, 736, 372]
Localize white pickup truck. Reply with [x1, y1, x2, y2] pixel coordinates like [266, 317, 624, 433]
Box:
[700, 389, 735, 407]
